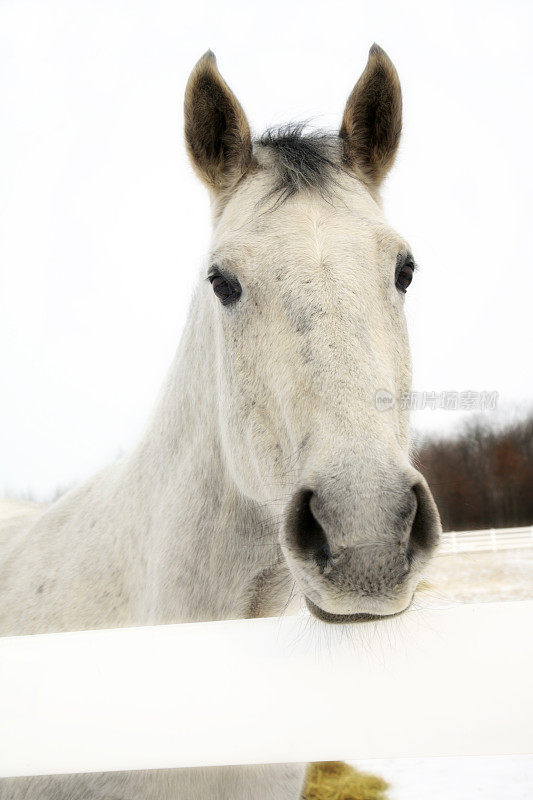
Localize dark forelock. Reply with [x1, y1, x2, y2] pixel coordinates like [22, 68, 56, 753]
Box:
[255, 124, 343, 204]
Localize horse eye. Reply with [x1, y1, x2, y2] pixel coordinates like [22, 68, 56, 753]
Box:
[395, 257, 414, 293]
[209, 272, 242, 305]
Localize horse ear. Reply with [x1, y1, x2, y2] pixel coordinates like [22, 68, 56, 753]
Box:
[340, 44, 402, 189]
[184, 51, 254, 193]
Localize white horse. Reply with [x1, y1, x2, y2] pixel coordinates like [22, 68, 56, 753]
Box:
[0, 45, 441, 799]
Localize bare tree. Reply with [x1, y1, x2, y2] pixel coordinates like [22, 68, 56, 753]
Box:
[415, 413, 533, 531]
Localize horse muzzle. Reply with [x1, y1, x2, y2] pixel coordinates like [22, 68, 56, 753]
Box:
[281, 472, 441, 623]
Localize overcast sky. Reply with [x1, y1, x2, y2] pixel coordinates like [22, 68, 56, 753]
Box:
[1, 0, 532, 499]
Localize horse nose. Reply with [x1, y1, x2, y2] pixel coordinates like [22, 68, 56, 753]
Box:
[285, 479, 439, 570]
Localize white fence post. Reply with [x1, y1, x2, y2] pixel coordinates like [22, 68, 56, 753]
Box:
[451, 530, 457, 553]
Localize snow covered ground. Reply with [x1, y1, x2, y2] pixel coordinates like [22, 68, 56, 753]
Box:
[422, 545, 533, 606]
[351, 755, 533, 800]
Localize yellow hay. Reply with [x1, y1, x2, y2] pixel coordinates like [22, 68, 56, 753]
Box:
[302, 761, 390, 800]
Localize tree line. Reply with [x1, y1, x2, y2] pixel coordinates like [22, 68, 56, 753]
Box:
[415, 412, 533, 532]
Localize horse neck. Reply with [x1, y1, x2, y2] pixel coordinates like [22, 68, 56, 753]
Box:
[126, 292, 293, 624]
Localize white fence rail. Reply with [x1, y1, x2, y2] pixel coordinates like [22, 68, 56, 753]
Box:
[439, 525, 533, 555]
[0, 601, 532, 778]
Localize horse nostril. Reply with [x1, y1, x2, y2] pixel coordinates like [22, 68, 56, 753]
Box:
[408, 481, 441, 555]
[286, 489, 331, 572]
[314, 545, 331, 573]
